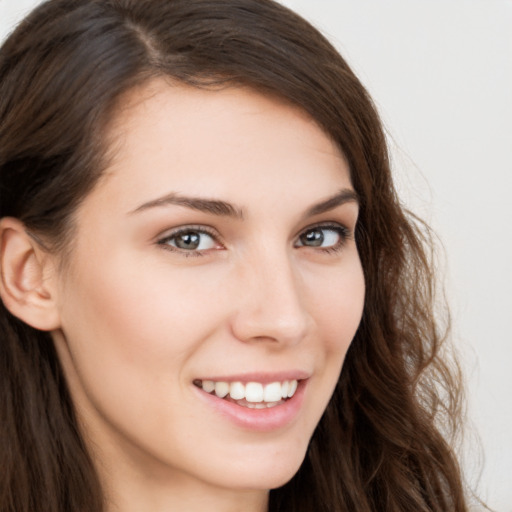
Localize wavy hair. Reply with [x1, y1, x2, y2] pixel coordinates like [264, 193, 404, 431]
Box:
[0, 0, 467, 510]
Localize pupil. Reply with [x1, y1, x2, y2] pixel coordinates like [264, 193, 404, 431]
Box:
[302, 229, 323, 247]
[176, 232, 200, 250]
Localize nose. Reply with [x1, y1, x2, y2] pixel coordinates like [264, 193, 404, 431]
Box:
[229, 250, 312, 346]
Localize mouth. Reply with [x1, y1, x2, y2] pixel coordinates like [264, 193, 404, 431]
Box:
[193, 379, 299, 409]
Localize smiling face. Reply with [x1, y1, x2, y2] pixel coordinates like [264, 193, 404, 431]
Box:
[50, 79, 365, 504]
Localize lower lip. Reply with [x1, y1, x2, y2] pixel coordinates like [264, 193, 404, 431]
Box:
[194, 381, 307, 432]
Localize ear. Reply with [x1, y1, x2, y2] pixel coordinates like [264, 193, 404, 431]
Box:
[0, 217, 61, 331]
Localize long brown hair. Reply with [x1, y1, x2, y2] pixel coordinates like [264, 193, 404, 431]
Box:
[0, 1, 467, 510]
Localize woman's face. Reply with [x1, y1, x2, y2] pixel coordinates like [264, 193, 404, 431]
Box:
[51, 80, 365, 495]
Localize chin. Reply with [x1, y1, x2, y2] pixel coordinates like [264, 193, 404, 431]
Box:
[215, 445, 308, 492]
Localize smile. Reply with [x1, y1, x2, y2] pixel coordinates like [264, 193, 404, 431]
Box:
[194, 379, 299, 408]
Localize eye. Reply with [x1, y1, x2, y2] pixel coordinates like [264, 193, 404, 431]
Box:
[158, 227, 220, 253]
[295, 224, 349, 251]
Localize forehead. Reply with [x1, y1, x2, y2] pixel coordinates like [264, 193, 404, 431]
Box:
[89, 78, 352, 217]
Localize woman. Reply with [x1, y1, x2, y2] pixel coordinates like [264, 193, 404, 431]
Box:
[0, 0, 468, 511]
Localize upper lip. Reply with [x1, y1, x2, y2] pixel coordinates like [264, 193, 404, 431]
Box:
[194, 370, 311, 384]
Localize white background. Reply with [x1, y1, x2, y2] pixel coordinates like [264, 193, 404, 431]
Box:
[1, 1, 511, 510]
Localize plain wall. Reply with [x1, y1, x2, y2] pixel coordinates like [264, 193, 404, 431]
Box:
[1, 0, 511, 510]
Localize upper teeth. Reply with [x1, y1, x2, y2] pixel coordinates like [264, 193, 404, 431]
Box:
[199, 379, 298, 403]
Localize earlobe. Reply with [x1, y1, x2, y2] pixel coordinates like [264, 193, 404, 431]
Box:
[0, 217, 61, 331]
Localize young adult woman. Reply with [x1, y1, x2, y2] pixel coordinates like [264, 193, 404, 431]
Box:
[0, 1, 467, 510]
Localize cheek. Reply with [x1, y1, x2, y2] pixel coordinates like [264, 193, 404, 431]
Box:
[55, 247, 237, 411]
[54, 251, 234, 461]
[63, 249, 222, 347]
[299, 255, 365, 417]
[310, 257, 365, 354]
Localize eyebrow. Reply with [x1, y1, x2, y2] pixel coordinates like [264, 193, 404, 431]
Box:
[303, 188, 359, 219]
[130, 188, 358, 219]
[130, 192, 244, 219]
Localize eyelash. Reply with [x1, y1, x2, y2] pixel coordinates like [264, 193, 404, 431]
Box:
[156, 223, 352, 257]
